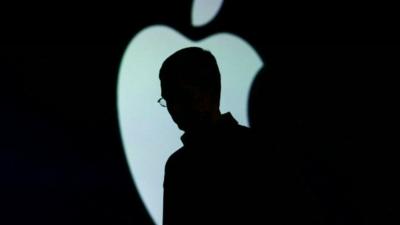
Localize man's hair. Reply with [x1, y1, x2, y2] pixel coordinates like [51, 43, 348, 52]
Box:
[159, 47, 221, 101]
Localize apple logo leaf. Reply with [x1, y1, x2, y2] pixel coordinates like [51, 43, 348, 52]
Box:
[192, 0, 224, 27]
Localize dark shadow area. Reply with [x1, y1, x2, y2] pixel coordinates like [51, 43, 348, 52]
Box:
[0, 45, 153, 225]
[249, 45, 398, 224]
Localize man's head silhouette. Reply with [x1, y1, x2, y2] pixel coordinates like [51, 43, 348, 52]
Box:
[159, 47, 222, 131]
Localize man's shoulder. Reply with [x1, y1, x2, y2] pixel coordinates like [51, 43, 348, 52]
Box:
[235, 124, 253, 135]
[229, 123, 257, 142]
[165, 147, 186, 170]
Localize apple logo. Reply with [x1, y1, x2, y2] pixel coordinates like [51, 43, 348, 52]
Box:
[117, 0, 263, 224]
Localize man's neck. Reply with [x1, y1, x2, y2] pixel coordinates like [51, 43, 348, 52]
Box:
[186, 110, 225, 132]
[181, 112, 237, 145]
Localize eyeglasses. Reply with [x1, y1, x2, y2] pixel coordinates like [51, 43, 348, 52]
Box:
[157, 97, 167, 107]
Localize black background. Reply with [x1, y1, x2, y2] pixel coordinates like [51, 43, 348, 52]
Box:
[1, 1, 398, 224]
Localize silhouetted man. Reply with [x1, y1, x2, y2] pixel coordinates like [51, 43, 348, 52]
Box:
[159, 47, 262, 225]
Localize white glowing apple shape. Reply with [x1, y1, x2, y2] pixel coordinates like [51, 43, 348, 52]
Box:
[117, 1, 263, 225]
